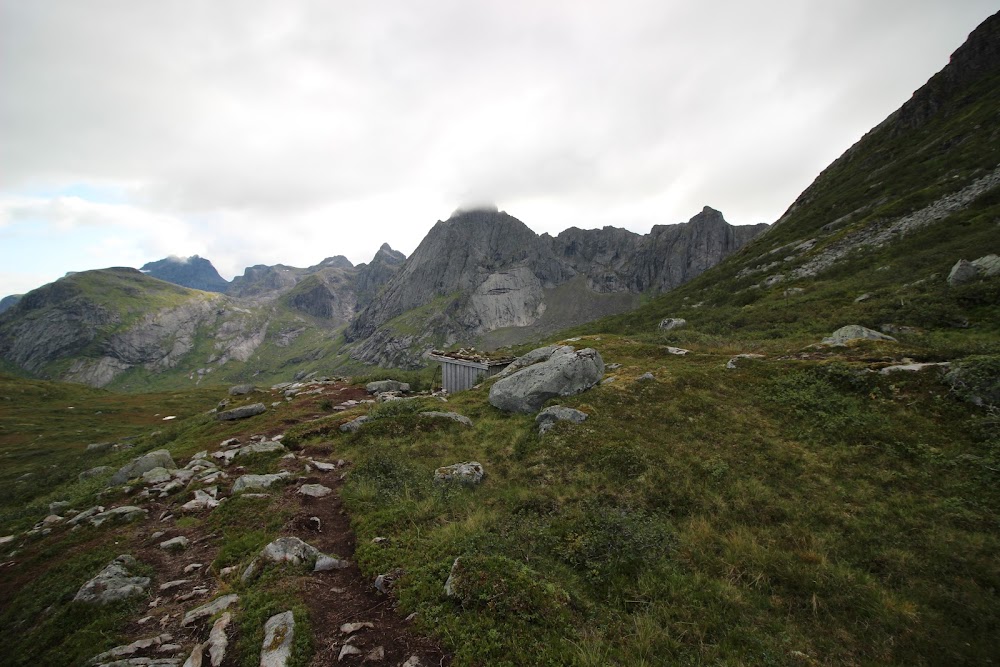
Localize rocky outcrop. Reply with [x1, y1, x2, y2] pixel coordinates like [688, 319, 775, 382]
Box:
[489, 347, 604, 413]
[140, 256, 229, 293]
[109, 450, 177, 486]
[822, 325, 897, 346]
[0, 294, 22, 314]
[74, 555, 150, 604]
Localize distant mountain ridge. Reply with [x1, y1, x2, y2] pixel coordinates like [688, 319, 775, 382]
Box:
[140, 255, 229, 292]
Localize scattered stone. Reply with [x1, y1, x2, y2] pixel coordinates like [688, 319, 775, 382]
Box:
[110, 450, 177, 486]
[638, 372, 655, 381]
[237, 441, 285, 457]
[181, 489, 220, 512]
[90, 505, 148, 528]
[298, 484, 332, 498]
[338, 644, 362, 661]
[182, 642, 204, 667]
[207, 612, 230, 666]
[314, 555, 350, 572]
[160, 536, 189, 551]
[159, 580, 190, 591]
[228, 384, 255, 396]
[88, 633, 174, 663]
[658, 317, 686, 330]
[339, 416, 370, 433]
[67, 505, 105, 526]
[418, 411, 473, 427]
[854, 293, 872, 302]
[434, 462, 484, 485]
[74, 555, 150, 604]
[783, 287, 805, 297]
[489, 347, 604, 413]
[726, 353, 765, 370]
[142, 467, 173, 485]
[260, 611, 294, 667]
[664, 346, 690, 355]
[443, 557, 461, 597]
[309, 517, 322, 532]
[373, 568, 403, 595]
[0, 535, 15, 546]
[311, 461, 336, 472]
[401, 656, 422, 667]
[184, 563, 203, 574]
[535, 405, 588, 435]
[879, 361, 951, 375]
[219, 437, 240, 448]
[366, 646, 385, 661]
[215, 403, 267, 421]
[822, 325, 897, 346]
[232, 472, 291, 493]
[340, 621, 374, 634]
[365, 380, 410, 394]
[181, 594, 239, 627]
[79, 465, 113, 481]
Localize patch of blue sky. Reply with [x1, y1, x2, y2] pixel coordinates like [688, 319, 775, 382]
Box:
[17, 182, 130, 205]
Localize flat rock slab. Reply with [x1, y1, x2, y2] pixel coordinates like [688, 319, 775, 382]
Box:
[434, 461, 485, 485]
[298, 484, 332, 498]
[110, 450, 177, 486]
[822, 325, 897, 346]
[260, 611, 295, 667]
[536, 405, 588, 435]
[90, 505, 148, 528]
[232, 472, 290, 493]
[236, 441, 285, 457]
[216, 403, 267, 421]
[74, 555, 150, 605]
[419, 411, 473, 427]
[182, 594, 239, 627]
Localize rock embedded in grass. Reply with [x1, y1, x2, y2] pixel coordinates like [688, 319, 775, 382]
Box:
[74, 554, 150, 605]
[365, 379, 410, 394]
[419, 411, 473, 426]
[109, 449, 177, 486]
[181, 594, 239, 627]
[227, 383, 255, 396]
[434, 461, 485, 485]
[298, 483, 332, 498]
[821, 325, 897, 346]
[232, 472, 290, 493]
[489, 347, 604, 413]
[339, 415, 370, 433]
[658, 317, 687, 330]
[159, 536, 189, 551]
[215, 403, 267, 421]
[535, 406, 588, 435]
[260, 611, 294, 667]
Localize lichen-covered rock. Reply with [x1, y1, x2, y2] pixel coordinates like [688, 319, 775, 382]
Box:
[74, 555, 150, 604]
[489, 347, 604, 413]
[216, 403, 266, 421]
[821, 325, 897, 346]
[535, 406, 588, 435]
[109, 450, 177, 486]
[434, 461, 485, 485]
[260, 611, 294, 667]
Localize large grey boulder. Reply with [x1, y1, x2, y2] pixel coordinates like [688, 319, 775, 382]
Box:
[74, 555, 150, 604]
[227, 384, 255, 396]
[494, 345, 574, 379]
[821, 325, 897, 346]
[535, 406, 588, 435]
[658, 317, 687, 331]
[948, 255, 1000, 286]
[366, 380, 410, 394]
[260, 611, 295, 667]
[216, 403, 266, 421]
[109, 450, 176, 486]
[489, 347, 604, 413]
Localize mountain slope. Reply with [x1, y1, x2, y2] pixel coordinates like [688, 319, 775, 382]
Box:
[346, 207, 766, 367]
[580, 10, 1000, 347]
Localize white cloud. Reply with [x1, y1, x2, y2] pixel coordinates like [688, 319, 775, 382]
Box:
[0, 0, 996, 295]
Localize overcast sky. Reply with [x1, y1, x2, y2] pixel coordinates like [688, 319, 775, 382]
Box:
[0, 1, 995, 295]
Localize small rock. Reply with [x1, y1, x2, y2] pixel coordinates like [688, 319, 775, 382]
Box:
[160, 579, 190, 591]
[182, 642, 205, 667]
[374, 568, 403, 595]
[418, 411, 473, 427]
[948, 259, 981, 286]
[298, 484, 332, 498]
[339, 416, 370, 433]
[143, 467, 173, 485]
[638, 372, 655, 381]
[215, 403, 267, 421]
[365, 380, 410, 394]
[879, 361, 950, 375]
[160, 536, 190, 551]
[260, 611, 294, 667]
[314, 555, 350, 572]
[182, 594, 239, 627]
[311, 461, 336, 472]
[726, 353, 765, 370]
[535, 405, 588, 435]
[232, 472, 291, 493]
[401, 656, 422, 667]
[236, 441, 286, 457]
[208, 612, 230, 666]
[74, 555, 150, 605]
[665, 346, 689, 355]
[90, 505, 148, 528]
[366, 646, 385, 661]
[338, 644, 362, 662]
[110, 450, 177, 486]
[854, 293, 871, 303]
[340, 621, 374, 634]
[658, 317, 686, 330]
[184, 563, 204, 574]
[433, 462, 485, 485]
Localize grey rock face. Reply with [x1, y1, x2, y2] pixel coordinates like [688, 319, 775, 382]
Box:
[489, 347, 604, 413]
[74, 555, 150, 604]
[365, 380, 410, 394]
[216, 403, 266, 421]
[822, 325, 897, 346]
[232, 472, 290, 493]
[535, 405, 588, 434]
[419, 411, 473, 427]
[0, 294, 22, 315]
[110, 450, 177, 486]
[434, 461, 485, 485]
[259, 611, 295, 667]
